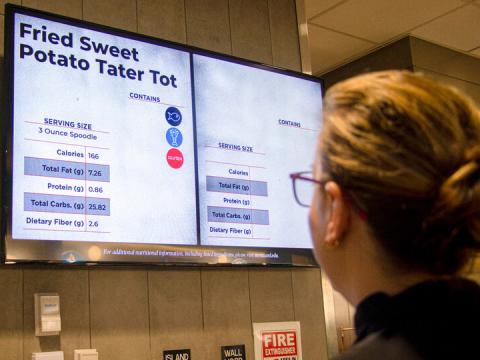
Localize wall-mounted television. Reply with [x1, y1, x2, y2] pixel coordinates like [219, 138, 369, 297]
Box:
[2, 4, 323, 266]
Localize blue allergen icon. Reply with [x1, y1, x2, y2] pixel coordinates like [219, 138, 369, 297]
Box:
[165, 106, 182, 126]
[166, 127, 183, 147]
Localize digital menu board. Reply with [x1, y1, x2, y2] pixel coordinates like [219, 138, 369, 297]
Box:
[3, 5, 323, 265]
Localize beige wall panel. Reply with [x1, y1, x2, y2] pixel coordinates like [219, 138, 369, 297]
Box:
[185, 0, 231, 54]
[201, 269, 253, 360]
[332, 289, 352, 328]
[22, 0, 83, 19]
[268, 0, 301, 71]
[89, 269, 150, 360]
[23, 268, 90, 360]
[249, 269, 294, 322]
[83, 0, 137, 32]
[0, 268, 23, 360]
[149, 269, 204, 360]
[137, 0, 186, 43]
[229, 0, 272, 64]
[415, 67, 480, 106]
[292, 268, 329, 360]
[1, 1, 21, 14]
[411, 38, 480, 86]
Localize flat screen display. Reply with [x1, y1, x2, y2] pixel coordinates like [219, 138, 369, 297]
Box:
[3, 5, 323, 265]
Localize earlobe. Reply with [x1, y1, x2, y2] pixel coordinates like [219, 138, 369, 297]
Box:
[324, 222, 340, 249]
[323, 182, 350, 249]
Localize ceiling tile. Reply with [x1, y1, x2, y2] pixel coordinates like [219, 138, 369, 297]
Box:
[308, 24, 375, 74]
[412, 5, 480, 51]
[309, 0, 465, 43]
[305, 0, 344, 19]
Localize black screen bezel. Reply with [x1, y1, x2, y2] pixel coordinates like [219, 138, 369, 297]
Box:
[2, 4, 323, 266]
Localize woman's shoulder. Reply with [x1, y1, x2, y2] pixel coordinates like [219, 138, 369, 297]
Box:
[341, 278, 480, 360]
[334, 332, 422, 360]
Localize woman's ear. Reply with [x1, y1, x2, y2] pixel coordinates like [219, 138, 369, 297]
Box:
[323, 181, 350, 248]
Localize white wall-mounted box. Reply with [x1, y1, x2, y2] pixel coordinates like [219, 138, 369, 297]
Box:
[34, 293, 61, 336]
[74, 349, 98, 360]
[32, 351, 64, 360]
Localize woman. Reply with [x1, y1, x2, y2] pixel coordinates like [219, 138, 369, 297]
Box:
[305, 71, 480, 359]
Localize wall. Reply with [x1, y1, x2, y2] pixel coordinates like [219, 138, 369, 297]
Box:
[410, 37, 480, 106]
[0, 1, 329, 360]
[320, 36, 480, 107]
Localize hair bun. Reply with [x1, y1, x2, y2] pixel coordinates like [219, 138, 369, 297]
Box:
[322, 71, 480, 274]
[464, 146, 480, 164]
[421, 147, 480, 272]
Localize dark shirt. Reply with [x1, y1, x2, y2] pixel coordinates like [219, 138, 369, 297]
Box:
[336, 278, 480, 359]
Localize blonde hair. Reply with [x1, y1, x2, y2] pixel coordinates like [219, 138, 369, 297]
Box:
[320, 70, 480, 274]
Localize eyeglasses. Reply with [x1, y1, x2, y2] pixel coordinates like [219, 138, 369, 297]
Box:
[290, 171, 369, 220]
[290, 171, 324, 207]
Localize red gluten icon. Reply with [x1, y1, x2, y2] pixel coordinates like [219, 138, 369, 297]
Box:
[166, 148, 184, 169]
